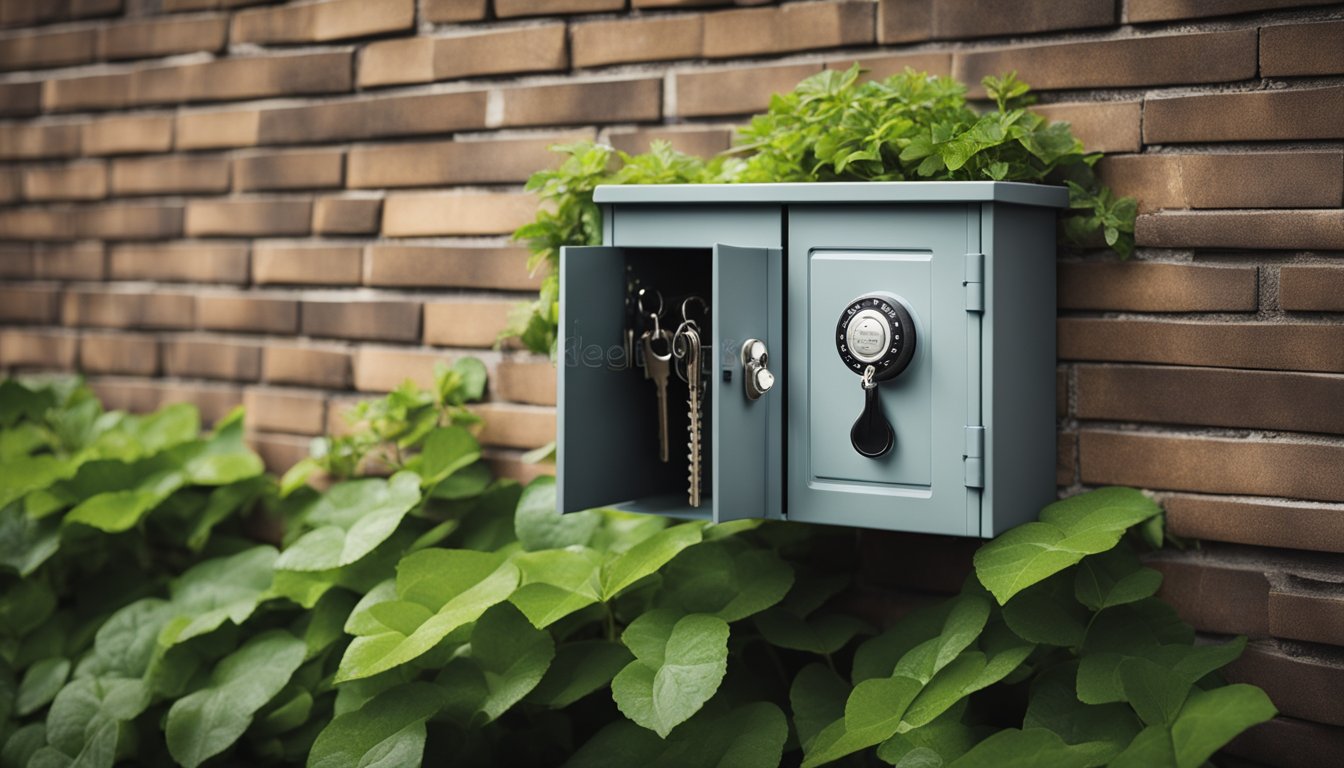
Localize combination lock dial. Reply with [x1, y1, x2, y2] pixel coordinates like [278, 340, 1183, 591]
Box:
[835, 294, 917, 381]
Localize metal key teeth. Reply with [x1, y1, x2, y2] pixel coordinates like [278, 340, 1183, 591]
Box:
[687, 398, 703, 506]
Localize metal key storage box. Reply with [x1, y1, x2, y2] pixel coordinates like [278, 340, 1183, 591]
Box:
[557, 182, 1067, 537]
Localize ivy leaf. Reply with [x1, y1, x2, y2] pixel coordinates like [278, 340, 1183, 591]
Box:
[1109, 685, 1276, 768]
[1002, 572, 1090, 647]
[63, 469, 184, 532]
[509, 547, 602, 627]
[276, 471, 422, 572]
[307, 682, 445, 768]
[417, 426, 481, 487]
[900, 652, 986, 730]
[599, 522, 704, 600]
[0, 454, 80, 508]
[515, 476, 600, 552]
[801, 675, 921, 768]
[1024, 662, 1140, 754]
[41, 676, 149, 767]
[790, 663, 849, 751]
[946, 728, 1112, 768]
[0, 502, 59, 577]
[754, 609, 870, 655]
[974, 487, 1161, 604]
[1121, 657, 1191, 727]
[1, 723, 46, 768]
[1073, 547, 1162, 612]
[853, 601, 958, 683]
[528, 640, 632, 708]
[166, 630, 307, 768]
[611, 610, 729, 737]
[163, 545, 278, 644]
[892, 594, 991, 684]
[15, 658, 69, 717]
[461, 603, 556, 723]
[661, 543, 794, 622]
[877, 705, 980, 767]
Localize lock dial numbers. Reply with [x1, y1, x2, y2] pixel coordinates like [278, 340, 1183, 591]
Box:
[835, 294, 916, 382]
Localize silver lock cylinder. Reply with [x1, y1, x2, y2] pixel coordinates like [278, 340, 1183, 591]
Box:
[845, 309, 890, 363]
[741, 338, 774, 400]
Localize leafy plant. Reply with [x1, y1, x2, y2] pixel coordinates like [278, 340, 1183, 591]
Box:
[511, 67, 1137, 356]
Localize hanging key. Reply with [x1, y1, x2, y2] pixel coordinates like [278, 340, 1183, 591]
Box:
[642, 326, 674, 463]
[675, 324, 704, 507]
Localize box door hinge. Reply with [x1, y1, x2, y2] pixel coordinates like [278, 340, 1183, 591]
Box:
[964, 425, 985, 489]
[964, 252, 984, 313]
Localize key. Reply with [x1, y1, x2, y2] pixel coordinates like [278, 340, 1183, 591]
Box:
[680, 326, 704, 508]
[642, 329, 673, 463]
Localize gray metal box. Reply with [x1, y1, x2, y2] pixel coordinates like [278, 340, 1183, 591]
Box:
[557, 182, 1066, 537]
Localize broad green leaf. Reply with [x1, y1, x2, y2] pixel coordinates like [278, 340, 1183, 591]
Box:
[509, 547, 602, 627]
[418, 427, 481, 487]
[801, 675, 921, 768]
[1024, 662, 1139, 753]
[253, 687, 313, 738]
[277, 472, 422, 572]
[42, 676, 149, 768]
[87, 598, 175, 679]
[300, 590, 360, 660]
[853, 601, 956, 683]
[600, 521, 704, 600]
[1002, 573, 1090, 647]
[1110, 684, 1275, 768]
[612, 611, 729, 737]
[1073, 547, 1162, 611]
[464, 603, 556, 722]
[900, 652, 986, 730]
[163, 545, 277, 643]
[307, 682, 445, 768]
[430, 462, 492, 500]
[567, 701, 787, 768]
[661, 543, 793, 622]
[515, 477, 600, 552]
[892, 595, 990, 684]
[63, 470, 184, 531]
[790, 663, 849, 751]
[165, 630, 307, 768]
[1, 723, 46, 768]
[280, 457, 322, 498]
[0, 379, 57, 428]
[945, 728, 1112, 768]
[0, 578, 55, 637]
[0, 455, 79, 509]
[877, 705, 979, 767]
[186, 477, 266, 551]
[0, 502, 59, 577]
[528, 640, 632, 708]
[1120, 658, 1189, 727]
[15, 658, 69, 716]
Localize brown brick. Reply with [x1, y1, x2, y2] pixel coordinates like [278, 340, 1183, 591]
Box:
[348, 134, 577, 189]
[364, 245, 540, 291]
[234, 149, 343, 192]
[107, 243, 249, 284]
[110, 155, 231, 196]
[62, 290, 195, 329]
[78, 332, 158, 375]
[1281, 266, 1344, 312]
[1031, 101, 1141, 154]
[128, 380, 243, 426]
[248, 431, 311, 473]
[499, 78, 662, 128]
[573, 15, 702, 68]
[1226, 716, 1344, 768]
[1152, 558, 1269, 637]
[0, 167, 17, 204]
[175, 109, 259, 150]
[1126, 0, 1337, 23]
[1058, 431, 1077, 486]
[0, 28, 97, 70]
[823, 52, 953, 81]
[484, 450, 552, 486]
[252, 244, 362, 286]
[1262, 20, 1344, 77]
[0, 0, 122, 24]
[33, 242, 103, 280]
[424, 0, 488, 23]
[1165, 494, 1344, 555]
[357, 37, 434, 88]
[262, 342, 351, 388]
[472, 403, 555, 449]
[79, 203, 184, 240]
[79, 115, 173, 157]
[1076, 365, 1344, 435]
[100, 14, 228, 60]
[1144, 86, 1344, 144]
[1056, 368, 1068, 419]
[23, 162, 107, 202]
[1079, 430, 1344, 502]
[0, 286, 59, 323]
[1058, 261, 1257, 312]
[879, 0, 1114, 43]
[1137, 210, 1344, 251]
[1059, 318, 1344, 373]
[704, 1, 874, 58]
[88, 379, 161, 417]
[0, 81, 41, 117]
[675, 62, 821, 118]
[198, 295, 298, 334]
[1226, 643, 1344, 728]
[0, 329, 77, 370]
[352, 346, 449, 392]
[434, 24, 568, 81]
[495, 358, 556, 406]
[0, 245, 33, 279]
[1270, 585, 1344, 648]
[381, 191, 536, 237]
[954, 30, 1256, 95]
[312, 196, 381, 235]
[607, 126, 733, 158]
[244, 387, 326, 434]
[302, 300, 421, 342]
[0, 122, 82, 160]
[233, 0, 413, 44]
[185, 199, 312, 238]
[163, 338, 261, 381]
[494, 0, 622, 17]
[162, 0, 279, 9]
[423, 300, 514, 348]
[1100, 152, 1343, 213]
[0, 207, 72, 240]
[259, 90, 488, 144]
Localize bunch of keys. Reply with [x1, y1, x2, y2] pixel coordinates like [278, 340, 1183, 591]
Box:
[672, 298, 708, 508]
[638, 289, 673, 463]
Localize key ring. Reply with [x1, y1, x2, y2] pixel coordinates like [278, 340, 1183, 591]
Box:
[860, 364, 878, 390]
[681, 296, 707, 326]
[637, 288, 664, 321]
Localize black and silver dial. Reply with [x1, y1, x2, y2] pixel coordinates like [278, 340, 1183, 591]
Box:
[835, 294, 917, 382]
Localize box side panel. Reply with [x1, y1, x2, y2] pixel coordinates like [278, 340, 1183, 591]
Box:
[611, 204, 782, 249]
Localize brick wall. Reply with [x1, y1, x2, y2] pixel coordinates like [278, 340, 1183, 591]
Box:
[0, 0, 1342, 763]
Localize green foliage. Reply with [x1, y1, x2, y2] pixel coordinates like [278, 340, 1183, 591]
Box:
[0, 376, 1270, 767]
[511, 66, 1138, 355]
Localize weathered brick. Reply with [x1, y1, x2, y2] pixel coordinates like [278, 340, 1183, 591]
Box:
[494, 0, 622, 17]
[0, 167, 17, 204]
[1100, 152, 1342, 212]
[262, 342, 351, 388]
[248, 431, 311, 473]
[78, 332, 158, 375]
[0, 286, 59, 323]
[100, 14, 228, 60]
[1126, 0, 1336, 23]
[0, 0, 121, 24]
[1144, 86, 1344, 144]
[1281, 266, 1344, 312]
[955, 30, 1256, 94]
[607, 126, 732, 158]
[471, 403, 555, 449]
[1269, 585, 1344, 648]
[352, 346, 449, 392]
[423, 301, 515, 348]
[424, 0, 488, 22]
[1031, 101, 1141, 154]
[675, 62, 821, 117]
[175, 109, 259, 150]
[879, 0, 1114, 43]
[258, 90, 488, 144]
[0, 81, 41, 117]
[234, 149, 343, 192]
[0, 28, 97, 70]
[364, 245, 540, 291]
[1226, 644, 1344, 728]
[495, 358, 556, 406]
[1261, 20, 1344, 77]
[1152, 558, 1269, 637]
[110, 155, 231, 195]
[357, 37, 434, 88]
[197, 295, 298, 334]
[498, 78, 662, 128]
[243, 387, 326, 434]
[301, 300, 421, 342]
[0, 207, 72, 240]
[0, 245, 33, 278]
[185, 199, 312, 238]
[1137, 210, 1344, 251]
[163, 0, 281, 9]
[1059, 318, 1344, 373]
[823, 52, 953, 81]
[348, 134, 578, 189]
[233, 0, 413, 44]
[88, 379, 162, 417]
[704, 1, 875, 58]
[1080, 430, 1344, 502]
[82, 115, 174, 156]
[33, 242, 103, 280]
[23, 162, 107, 202]
[1058, 261, 1258, 312]
[79, 203, 184, 240]
[107, 243, 249, 284]
[382, 192, 536, 237]
[163, 338, 261, 381]
[62, 290, 196, 329]
[124, 380, 243, 426]
[312, 196, 381, 235]
[0, 329, 77, 370]
[484, 450, 552, 486]
[572, 15, 703, 68]
[1227, 716, 1344, 768]
[252, 244, 362, 286]
[1076, 365, 1344, 435]
[1165, 494, 1344, 555]
[434, 24, 568, 81]
[0, 122, 82, 159]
